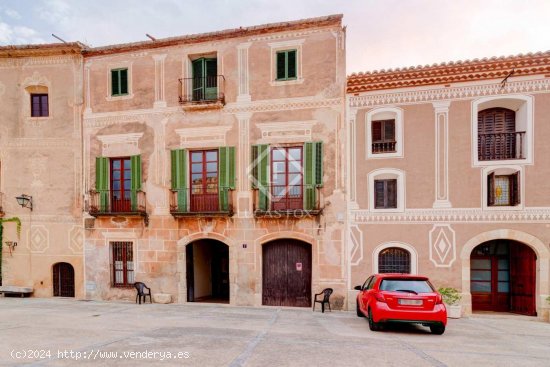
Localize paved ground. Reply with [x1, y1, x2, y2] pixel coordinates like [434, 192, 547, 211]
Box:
[0, 298, 549, 367]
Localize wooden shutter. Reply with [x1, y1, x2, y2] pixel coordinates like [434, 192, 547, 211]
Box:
[314, 142, 323, 187]
[287, 50, 297, 79]
[171, 149, 187, 211]
[511, 171, 520, 206]
[276, 52, 286, 80]
[95, 157, 109, 211]
[372, 120, 382, 142]
[111, 70, 119, 95]
[303, 142, 323, 210]
[218, 146, 235, 211]
[130, 155, 141, 211]
[251, 144, 269, 210]
[387, 179, 397, 208]
[487, 172, 495, 206]
[374, 180, 385, 208]
[120, 69, 128, 95]
[384, 120, 395, 141]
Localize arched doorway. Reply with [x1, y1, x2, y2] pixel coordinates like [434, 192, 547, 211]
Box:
[186, 239, 229, 303]
[262, 239, 312, 307]
[470, 240, 536, 316]
[52, 262, 75, 297]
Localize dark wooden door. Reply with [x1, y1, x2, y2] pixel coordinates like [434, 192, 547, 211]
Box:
[186, 244, 194, 302]
[53, 263, 74, 297]
[510, 244, 537, 316]
[262, 239, 311, 307]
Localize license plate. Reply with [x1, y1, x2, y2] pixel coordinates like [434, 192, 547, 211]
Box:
[398, 299, 423, 306]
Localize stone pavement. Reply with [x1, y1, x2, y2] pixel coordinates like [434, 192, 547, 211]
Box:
[0, 298, 549, 367]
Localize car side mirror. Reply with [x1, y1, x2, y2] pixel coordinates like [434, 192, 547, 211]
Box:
[354, 285, 362, 291]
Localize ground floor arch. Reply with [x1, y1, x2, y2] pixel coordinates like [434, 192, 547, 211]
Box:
[186, 239, 229, 303]
[262, 238, 312, 307]
[52, 262, 75, 297]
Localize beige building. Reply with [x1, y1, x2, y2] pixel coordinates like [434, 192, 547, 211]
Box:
[347, 52, 550, 320]
[81, 15, 348, 307]
[0, 43, 85, 297]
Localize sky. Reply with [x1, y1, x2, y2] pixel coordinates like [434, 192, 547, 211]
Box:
[0, 0, 549, 73]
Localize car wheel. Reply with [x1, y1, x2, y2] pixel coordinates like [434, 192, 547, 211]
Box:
[430, 323, 445, 335]
[368, 308, 381, 331]
[356, 300, 365, 317]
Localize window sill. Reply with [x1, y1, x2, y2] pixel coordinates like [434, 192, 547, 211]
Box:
[367, 151, 403, 159]
[483, 204, 524, 211]
[270, 78, 304, 87]
[369, 207, 405, 213]
[106, 93, 134, 101]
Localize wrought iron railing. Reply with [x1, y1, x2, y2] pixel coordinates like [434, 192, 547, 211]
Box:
[478, 131, 525, 161]
[170, 187, 233, 216]
[88, 190, 147, 216]
[178, 75, 225, 104]
[252, 184, 322, 216]
[372, 141, 397, 154]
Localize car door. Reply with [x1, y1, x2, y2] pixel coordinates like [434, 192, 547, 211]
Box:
[359, 276, 374, 312]
[363, 276, 377, 311]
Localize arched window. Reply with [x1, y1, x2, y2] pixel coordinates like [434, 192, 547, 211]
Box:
[378, 247, 411, 273]
[478, 108, 519, 161]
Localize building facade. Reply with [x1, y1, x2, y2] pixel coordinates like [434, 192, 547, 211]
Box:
[81, 15, 348, 307]
[0, 43, 85, 298]
[347, 52, 550, 320]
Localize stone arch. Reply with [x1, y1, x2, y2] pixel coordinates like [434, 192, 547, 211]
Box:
[460, 229, 549, 318]
[255, 231, 317, 247]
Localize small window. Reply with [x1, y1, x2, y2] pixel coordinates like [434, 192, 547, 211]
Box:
[111, 68, 129, 96]
[276, 50, 297, 80]
[378, 247, 411, 274]
[374, 179, 397, 209]
[111, 241, 134, 287]
[31, 93, 49, 117]
[488, 172, 520, 206]
[372, 119, 396, 153]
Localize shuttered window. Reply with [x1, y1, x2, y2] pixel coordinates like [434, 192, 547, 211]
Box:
[372, 119, 396, 153]
[111, 68, 129, 96]
[488, 172, 520, 206]
[478, 108, 518, 160]
[31, 93, 49, 117]
[374, 179, 397, 209]
[95, 155, 141, 212]
[111, 241, 134, 287]
[276, 50, 297, 80]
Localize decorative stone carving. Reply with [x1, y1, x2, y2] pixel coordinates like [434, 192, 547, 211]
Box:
[68, 226, 84, 254]
[256, 120, 316, 144]
[28, 225, 49, 253]
[349, 225, 364, 266]
[175, 126, 232, 149]
[30, 153, 48, 188]
[97, 133, 143, 157]
[429, 224, 456, 267]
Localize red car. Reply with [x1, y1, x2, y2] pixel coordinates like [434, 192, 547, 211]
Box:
[355, 274, 447, 334]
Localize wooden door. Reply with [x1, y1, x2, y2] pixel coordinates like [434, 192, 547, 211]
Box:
[186, 244, 194, 302]
[190, 150, 219, 212]
[270, 147, 303, 211]
[53, 263, 74, 297]
[510, 244, 537, 316]
[110, 157, 131, 212]
[262, 239, 311, 307]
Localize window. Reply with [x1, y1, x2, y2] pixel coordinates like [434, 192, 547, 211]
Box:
[478, 108, 523, 161]
[372, 119, 396, 153]
[111, 241, 134, 287]
[94, 155, 142, 213]
[374, 179, 397, 209]
[378, 247, 411, 274]
[111, 68, 128, 96]
[270, 146, 303, 211]
[488, 172, 520, 207]
[191, 58, 218, 101]
[31, 93, 49, 117]
[190, 150, 219, 211]
[110, 157, 132, 212]
[276, 50, 297, 80]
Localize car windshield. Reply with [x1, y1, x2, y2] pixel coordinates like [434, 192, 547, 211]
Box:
[379, 279, 434, 294]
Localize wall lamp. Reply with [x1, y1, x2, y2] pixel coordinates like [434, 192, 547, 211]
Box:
[15, 194, 33, 211]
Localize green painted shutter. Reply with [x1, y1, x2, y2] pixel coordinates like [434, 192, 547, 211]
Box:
[96, 157, 109, 211]
[130, 155, 142, 211]
[252, 144, 269, 211]
[304, 142, 323, 210]
[120, 69, 128, 94]
[111, 70, 119, 96]
[287, 50, 297, 79]
[218, 146, 235, 211]
[276, 52, 286, 80]
[171, 149, 187, 211]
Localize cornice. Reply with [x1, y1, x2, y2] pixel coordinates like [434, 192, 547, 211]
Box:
[352, 207, 550, 224]
[349, 78, 550, 108]
[3, 138, 79, 149]
[0, 55, 81, 68]
[224, 97, 341, 113]
[83, 107, 180, 128]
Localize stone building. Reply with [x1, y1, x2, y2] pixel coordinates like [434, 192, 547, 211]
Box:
[0, 43, 85, 297]
[347, 52, 550, 320]
[81, 15, 348, 307]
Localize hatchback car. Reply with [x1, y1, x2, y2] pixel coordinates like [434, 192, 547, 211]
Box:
[355, 274, 447, 334]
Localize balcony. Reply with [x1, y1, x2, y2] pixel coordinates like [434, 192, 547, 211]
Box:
[178, 75, 225, 110]
[253, 185, 322, 218]
[88, 190, 148, 223]
[372, 141, 396, 154]
[478, 131, 526, 161]
[170, 187, 233, 217]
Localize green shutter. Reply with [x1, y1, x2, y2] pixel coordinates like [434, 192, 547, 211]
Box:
[111, 70, 119, 96]
[304, 142, 323, 210]
[120, 69, 128, 94]
[276, 51, 286, 80]
[130, 155, 142, 211]
[287, 50, 297, 79]
[218, 146, 235, 212]
[96, 157, 109, 211]
[252, 144, 269, 211]
[171, 149, 188, 211]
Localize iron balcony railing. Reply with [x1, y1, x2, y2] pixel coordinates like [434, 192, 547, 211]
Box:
[88, 190, 147, 216]
[478, 131, 525, 161]
[170, 187, 233, 216]
[372, 141, 397, 154]
[178, 75, 225, 105]
[253, 184, 322, 216]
